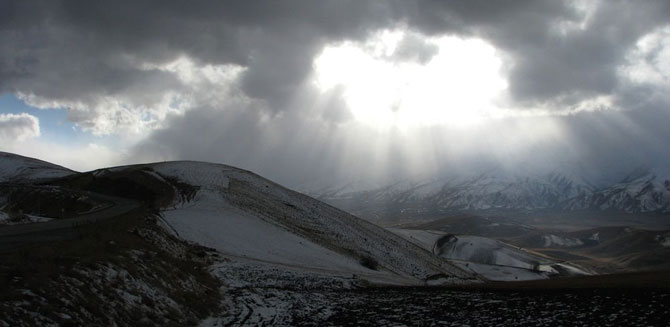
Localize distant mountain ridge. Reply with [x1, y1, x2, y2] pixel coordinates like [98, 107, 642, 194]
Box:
[310, 170, 670, 215]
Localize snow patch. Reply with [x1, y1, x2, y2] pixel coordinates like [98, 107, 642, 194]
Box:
[162, 202, 371, 273]
[0, 213, 54, 225]
[655, 233, 670, 247]
[542, 234, 584, 247]
[436, 235, 551, 270]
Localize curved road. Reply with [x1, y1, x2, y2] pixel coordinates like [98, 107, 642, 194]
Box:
[0, 188, 140, 251]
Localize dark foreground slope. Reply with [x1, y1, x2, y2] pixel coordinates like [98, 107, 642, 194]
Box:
[0, 199, 222, 326]
[201, 268, 670, 326]
[319, 286, 670, 326]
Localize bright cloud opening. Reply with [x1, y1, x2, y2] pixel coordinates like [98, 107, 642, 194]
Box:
[621, 25, 670, 87]
[313, 30, 509, 129]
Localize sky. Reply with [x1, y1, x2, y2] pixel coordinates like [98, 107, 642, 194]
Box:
[1, 0, 670, 187]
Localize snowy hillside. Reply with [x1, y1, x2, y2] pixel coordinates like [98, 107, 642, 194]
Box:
[0, 152, 74, 182]
[0, 152, 476, 285]
[132, 161, 475, 284]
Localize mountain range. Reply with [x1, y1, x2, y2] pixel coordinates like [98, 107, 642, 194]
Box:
[310, 169, 670, 217]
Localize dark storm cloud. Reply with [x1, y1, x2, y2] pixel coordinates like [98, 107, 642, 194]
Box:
[0, 0, 397, 114]
[389, 33, 439, 64]
[6, 0, 668, 113]
[1, 0, 670, 184]
[503, 0, 670, 105]
[402, 0, 670, 106]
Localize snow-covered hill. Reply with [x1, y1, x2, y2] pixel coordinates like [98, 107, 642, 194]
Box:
[100, 161, 476, 284]
[0, 152, 475, 285]
[0, 152, 483, 325]
[0, 152, 74, 182]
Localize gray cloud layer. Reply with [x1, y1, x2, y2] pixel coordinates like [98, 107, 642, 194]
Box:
[1, 1, 669, 185]
[0, 113, 39, 141]
[5, 1, 668, 112]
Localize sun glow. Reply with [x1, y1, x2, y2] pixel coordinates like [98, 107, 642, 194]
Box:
[313, 31, 508, 129]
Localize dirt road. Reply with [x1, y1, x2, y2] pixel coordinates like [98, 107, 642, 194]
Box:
[0, 190, 139, 251]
